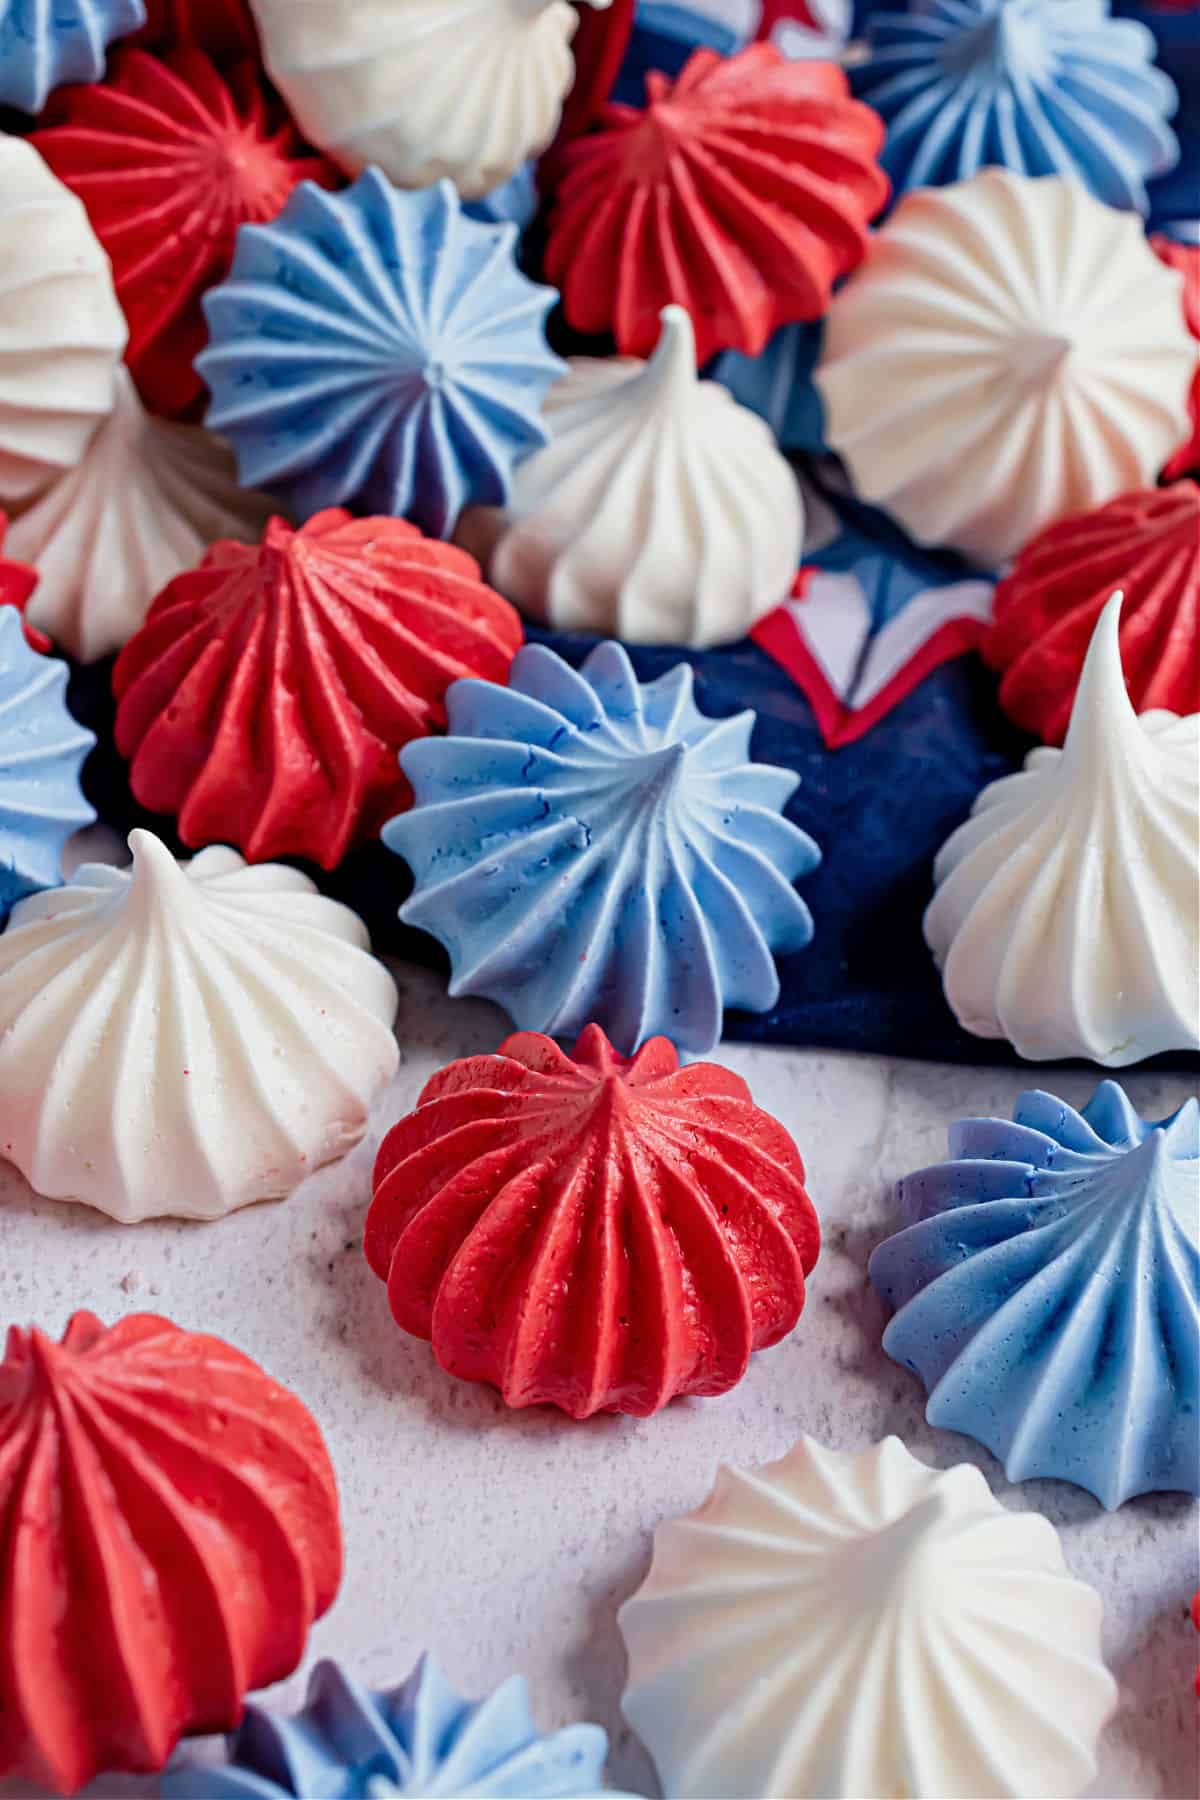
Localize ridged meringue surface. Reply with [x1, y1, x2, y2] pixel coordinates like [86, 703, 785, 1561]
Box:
[871, 1081, 1200, 1508]
[0, 140, 128, 506]
[619, 1435, 1118, 1799]
[250, 0, 607, 199]
[0, 0, 145, 112]
[461, 307, 803, 648]
[165, 1654, 634, 1798]
[0, 831, 400, 1222]
[925, 593, 1199, 1062]
[12, 368, 273, 664]
[0, 1310, 341, 1796]
[816, 170, 1197, 564]
[385, 642, 820, 1055]
[367, 1026, 819, 1417]
[0, 608, 95, 922]
[199, 172, 564, 537]
[852, 0, 1179, 213]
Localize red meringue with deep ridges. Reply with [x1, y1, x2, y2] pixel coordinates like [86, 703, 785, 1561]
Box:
[544, 45, 889, 363]
[113, 509, 524, 869]
[1152, 236, 1200, 480]
[984, 482, 1200, 744]
[0, 514, 48, 652]
[0, 1311, 341, 1796]
[366, 1026, 821, 1419]
[33, 49, 335, 418]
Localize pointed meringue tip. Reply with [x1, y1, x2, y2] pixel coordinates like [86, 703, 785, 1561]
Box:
[1062, 591, 1136, 760]
[649, 306, 699, 391]
[126, 830, 190, 906]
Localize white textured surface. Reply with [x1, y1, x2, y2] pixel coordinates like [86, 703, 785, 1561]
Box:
[0, 963, 1195, 1800]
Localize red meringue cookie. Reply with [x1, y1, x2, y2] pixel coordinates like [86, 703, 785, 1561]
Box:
[33, 50, 336, 419]
[1152, 236, 1200, 480]
[132, 0, 258, 57]
[113, 509, 524, 869]
[0, 1311, 341, 1796]
[544, 0, 636, 178]
[544, 45, 888, 362]
[366, 1026, 820, 1419]
[0, 514, 49, 653]
[984, 483, 1200, 744]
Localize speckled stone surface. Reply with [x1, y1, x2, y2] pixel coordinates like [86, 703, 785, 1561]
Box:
[0, 963, 1195, 1800]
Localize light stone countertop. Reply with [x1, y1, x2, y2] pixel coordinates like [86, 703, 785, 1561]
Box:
[0, 963, 1196, 1800]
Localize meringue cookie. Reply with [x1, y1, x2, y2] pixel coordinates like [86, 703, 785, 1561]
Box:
[816, 169, 1197, 565]
[165, 1654, 636, 1799]
[925, 592, 1199, 1062]
[619, 1435, 1118, 1799]
[872, 1080, 1200, 1508]
[250, 0, 609, 200]
[0, 0, 145, 113]
[385, 641, 820, 1056]
[13, 368, 274, 664]
[0, 608, 95, 922]
[0, 831, 399, 1222]
[0, 140, 127, 506]
[461, 306, 803, 647]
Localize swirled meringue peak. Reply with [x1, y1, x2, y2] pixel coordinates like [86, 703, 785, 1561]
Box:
[0, 831, 399, 1221]
[251, 0, 609, 199]
[164, 1653, 637, 1798]
[851, 0, 1179, 214]
[619, 1435, 1117, 1799]
[385, 642, 820, 1055]
[0, 1310, 341, 1795]
[199, 173, 564, 537]
[925, 592, 1199, 1062]
[0, 607, 95, 923]
[367, 1026, 819, 1417]
[871, 1081, 1200, 1508]
[816, 170, 1196, 565]
[461, 307, 803, 648]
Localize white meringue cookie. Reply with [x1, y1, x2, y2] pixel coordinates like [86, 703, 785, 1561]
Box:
[816, 170, 1197, 566]
[620, 1435, 1117, 1800]
[0, 139, 127, 505]
[460, 306, 804, 647]
[251, 0, 609, 200]
[13, 369, 275, 664]
[0, 832, 399, 1222]
[926, 592, 1199, 1064]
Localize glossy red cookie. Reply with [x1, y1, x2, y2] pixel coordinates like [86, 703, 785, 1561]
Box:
[545, 45, 888, 362]
[366, 1026, 820, 1418]
[113, 509, 523, 868]
[0, 1311, 341, 1795]
[33, 49, 335, 418]
[985, 482, 1200, 744]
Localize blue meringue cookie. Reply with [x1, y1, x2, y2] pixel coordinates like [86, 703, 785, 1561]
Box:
[385, 641, 820, 1056]
[709, 320, 826, 455]
[870, 1081, 1200, 1509]
[852, 0, 1180, 215]
[163, 1655, 634, 1799]
[0, 609, 95, 923]
[0, 0, 145, 114]
[464, 162, 538, 233]
[198, 172, 565, 537]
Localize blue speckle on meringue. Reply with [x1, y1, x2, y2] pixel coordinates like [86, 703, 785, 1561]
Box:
[869, 1081, 1200, 1509]
[197, 171, 565, 537]
[0, 0, 145, 113]
[162, 1655, 634, 1799]
[0, 608, 95, 924]
[852, 0, 1180, 215]
[384, 641, 820, 1056]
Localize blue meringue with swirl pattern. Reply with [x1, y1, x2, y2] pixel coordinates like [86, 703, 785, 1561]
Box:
[384, 642, 820, 1055]
[0, 608, 95, 924]
[162, 1655, 633, 1798]
[852, 0, 1180, 215]
[0, 0, 145, 113]
[869, 1081, 1200, 1509]
[198, 172, 564, 537]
